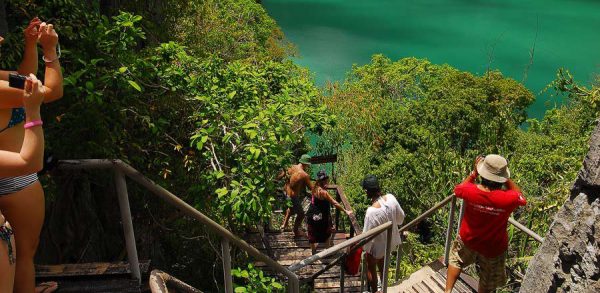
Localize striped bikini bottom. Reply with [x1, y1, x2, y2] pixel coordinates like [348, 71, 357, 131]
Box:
[0, 173, 38, 196]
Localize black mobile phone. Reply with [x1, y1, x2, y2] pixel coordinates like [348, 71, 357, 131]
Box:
[8, 73, 27, 89]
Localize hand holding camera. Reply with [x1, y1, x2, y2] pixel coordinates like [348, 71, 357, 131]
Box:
[38, 22, 59, 53]
[22, 74, 45, 112]
[24, 17, 42, 45]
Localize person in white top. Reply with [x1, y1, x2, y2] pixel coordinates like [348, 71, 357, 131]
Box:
[361, 175, 405, 293]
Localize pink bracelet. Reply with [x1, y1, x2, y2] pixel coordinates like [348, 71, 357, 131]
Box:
[24, 120, 43, 129]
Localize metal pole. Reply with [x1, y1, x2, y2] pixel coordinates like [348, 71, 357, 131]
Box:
[456, 199, 466, 235]
[339, 255, 345, 293]
[360, 252, 366, 292]
[288, 275, 300, 293]
[221, 238, 233, 293]
[382, 227, 393, 292]
[114, 170, 141, 283]
[444, 196, 457, 266]
[394, 244, 401, 282]
[335, 193, 341, 231]
[508, 217, 544, 243]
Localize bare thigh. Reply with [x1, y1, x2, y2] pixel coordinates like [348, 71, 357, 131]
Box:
[0, 225, 16, 293]
[0, 182, 45, 257]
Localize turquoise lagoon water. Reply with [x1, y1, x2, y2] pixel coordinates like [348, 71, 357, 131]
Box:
[264, 0, 600, 118]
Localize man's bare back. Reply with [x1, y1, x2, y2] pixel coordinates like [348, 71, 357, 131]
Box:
[285, 164, 312, 198]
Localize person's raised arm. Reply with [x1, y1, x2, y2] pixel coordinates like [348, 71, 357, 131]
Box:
[323, 189, 350, 214]
[38, 23, 63, 102]
[0, 75, 45, 176]
[0, 22, 62, 109]
[18, 18, 41, 75]
[303, 173, 314, 191]
[0, 18, 41, 81]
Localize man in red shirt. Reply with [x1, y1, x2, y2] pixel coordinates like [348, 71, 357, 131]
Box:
[445, 155, 527, 293]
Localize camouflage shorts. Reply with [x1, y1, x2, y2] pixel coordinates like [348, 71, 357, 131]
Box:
[448, 237, 507, 290]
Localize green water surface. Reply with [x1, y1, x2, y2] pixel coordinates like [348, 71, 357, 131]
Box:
[264, 0, 600, 118]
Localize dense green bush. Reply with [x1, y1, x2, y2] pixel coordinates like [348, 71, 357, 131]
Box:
[2, 0, 326, 290]
[321, 55, 599, 289]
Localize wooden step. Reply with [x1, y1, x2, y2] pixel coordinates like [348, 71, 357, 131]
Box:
[388, 260, 477, 293]
[36, 261, 150, 278]
[36, 261, 151, 293]
[246, 231, 361, 292]
[36, 278, 142, 293]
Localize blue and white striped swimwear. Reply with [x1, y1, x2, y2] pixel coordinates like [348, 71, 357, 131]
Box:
[0, 173, 38, 195]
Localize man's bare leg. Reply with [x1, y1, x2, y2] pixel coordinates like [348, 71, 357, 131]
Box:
[377, 258, 384, 289]
[366, 253, 380, 292]
[281, 208, 291, 231]
[445, 264, 462, 293]
[293, 212, 305, 237]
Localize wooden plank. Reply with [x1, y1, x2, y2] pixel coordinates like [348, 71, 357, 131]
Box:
[309, 155, 337, 164]
[34, 278, 141, 293]
[412, 281, 429, 293]
[314, 277, 361, 289]
[436, 268, 477, 292]
[420, 279, 436, 293]
[35, 261, 151, 278]
[430, 273, 447, 291]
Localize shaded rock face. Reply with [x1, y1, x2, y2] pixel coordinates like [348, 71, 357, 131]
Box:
[520, 123, 600, 293]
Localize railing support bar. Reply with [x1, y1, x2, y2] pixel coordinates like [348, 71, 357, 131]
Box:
[288, 274, 300, 293]
[394, 244, 401, 282]
[456, 199, 466, 235]
[114, 170, 141, 283]
[339, 255, 345, 293]
[360, 252, 366, 292]
[444, 196, 457, 266]
[508, 218, 544, 243]
[221, 238, 233, 293]
[382, 226, 393, 292]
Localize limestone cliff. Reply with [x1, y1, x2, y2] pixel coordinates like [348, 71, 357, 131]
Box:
[520, 123, 600, 292]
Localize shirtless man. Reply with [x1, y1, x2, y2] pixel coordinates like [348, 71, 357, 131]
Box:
[279, 154, 313, 237]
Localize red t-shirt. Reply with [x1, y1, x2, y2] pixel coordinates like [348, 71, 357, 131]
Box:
[454, 182, 527, 258]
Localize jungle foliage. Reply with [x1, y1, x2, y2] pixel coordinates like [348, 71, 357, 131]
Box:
[320, 55, 599, 288]
[1, 0, 598, 291]
[2, 0, 328, 290]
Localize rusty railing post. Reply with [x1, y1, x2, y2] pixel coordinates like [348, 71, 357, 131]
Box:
[444, 196, 457, 266]
[114, 169, 142, 283]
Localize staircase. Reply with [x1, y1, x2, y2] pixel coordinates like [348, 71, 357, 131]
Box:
[41, 159, 543, 293]
[388, 260, 477, 293]
[247, 231, 362, 292]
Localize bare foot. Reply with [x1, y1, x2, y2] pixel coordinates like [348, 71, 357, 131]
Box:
[35, 282, 58, 293]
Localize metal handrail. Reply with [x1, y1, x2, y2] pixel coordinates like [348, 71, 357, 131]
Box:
[326, 184, 362, 235]
[57, 159, 300, 293]
[398, 195, 454, 233]
[508, 217, 544, 243]
[391, 193, 545, 283]
[288, 221, 393, 272]
[55, 159, 544, 292]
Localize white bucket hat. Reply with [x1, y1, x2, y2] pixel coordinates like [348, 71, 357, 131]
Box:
[477, 154, 510, 183]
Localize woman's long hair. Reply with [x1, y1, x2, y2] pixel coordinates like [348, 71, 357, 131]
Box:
[312, 177, 328, 197]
